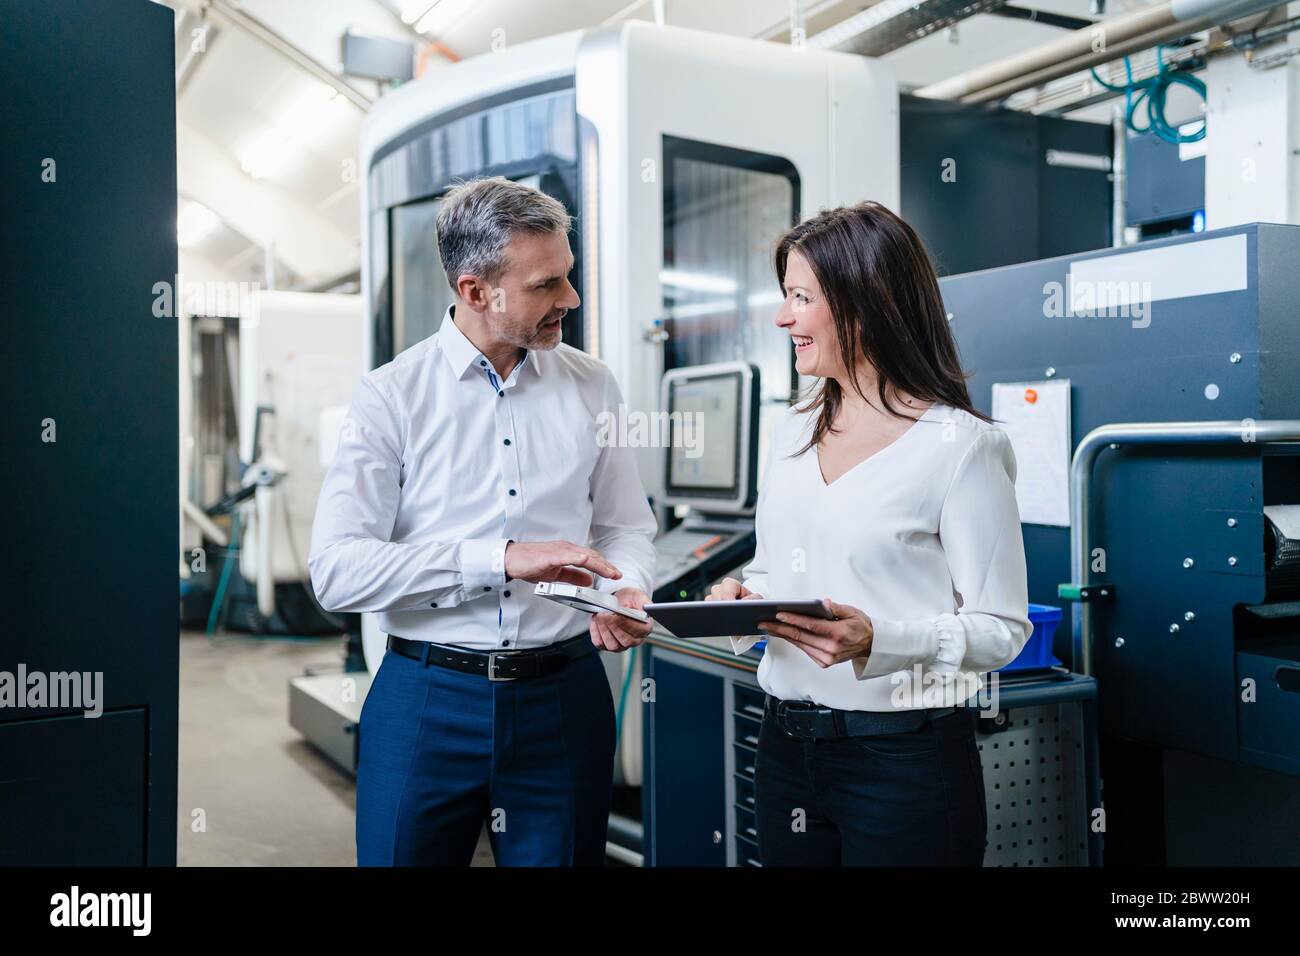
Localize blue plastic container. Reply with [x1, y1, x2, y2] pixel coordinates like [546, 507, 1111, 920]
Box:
[998, 603, 1064, 672]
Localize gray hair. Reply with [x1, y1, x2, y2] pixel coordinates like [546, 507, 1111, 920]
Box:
[435, 176, 572, 289]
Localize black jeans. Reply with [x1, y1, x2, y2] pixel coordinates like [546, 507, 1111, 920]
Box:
[754, 703, 988, 866]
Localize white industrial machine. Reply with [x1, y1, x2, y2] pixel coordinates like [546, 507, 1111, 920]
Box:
[237, 291, 366, 617]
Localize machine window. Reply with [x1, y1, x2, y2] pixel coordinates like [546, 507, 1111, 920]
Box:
[662, 137, 800, 408]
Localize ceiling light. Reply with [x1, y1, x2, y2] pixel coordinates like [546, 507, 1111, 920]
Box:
[177, 200, 222, 248]
[400, 2, 433, 25]
[659, 269, 739, 293]
[414, 0, 476, 35]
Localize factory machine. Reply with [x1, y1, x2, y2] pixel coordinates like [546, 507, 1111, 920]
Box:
[942, 223, 1300, 865]
[235, 292, 366, 625]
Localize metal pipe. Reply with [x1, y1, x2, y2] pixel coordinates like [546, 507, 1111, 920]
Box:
[1110, 107, 1126, 247]
[918, 3, 1178, 99]
[917, 0, 1284, 100]
[962, 15, 1212, 103]
[207, 0, 372, 111]
[1068, 419, 1300, 676]
[183, 498, 229, 547]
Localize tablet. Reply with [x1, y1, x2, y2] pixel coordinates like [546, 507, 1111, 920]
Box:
[533, 582, 649, 622]
[643, 599, 834, 639]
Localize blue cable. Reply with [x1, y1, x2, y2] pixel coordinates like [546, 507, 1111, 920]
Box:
[1091, 46, 1206, 145]
[614, 643, 639, 745]
[205, 512, 240, 635]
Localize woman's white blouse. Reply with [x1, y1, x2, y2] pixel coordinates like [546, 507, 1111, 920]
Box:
[732, 403, 1031, 711]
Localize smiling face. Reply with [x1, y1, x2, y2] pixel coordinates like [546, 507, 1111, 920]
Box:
[775, 248, 843, 380]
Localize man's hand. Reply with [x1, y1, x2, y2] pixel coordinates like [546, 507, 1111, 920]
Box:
[705, 577, 763, 602]
[504, 540, 621, 586]
[758, 598, 874, 668]
[590, 587, 653, 652]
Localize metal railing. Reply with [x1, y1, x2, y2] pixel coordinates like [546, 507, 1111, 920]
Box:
[1069, 419, 1300, 675]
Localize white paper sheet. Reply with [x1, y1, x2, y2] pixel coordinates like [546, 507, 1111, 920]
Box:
[991, 380, 1072, 527]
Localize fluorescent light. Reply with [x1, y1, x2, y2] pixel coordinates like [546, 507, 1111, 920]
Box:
[400, 1, 433, 24]
[238, 131, 285, 180]
[666, 290, 784, 320]
[659, 269, 739, 293]
[807, 0, 915, 49]
[237, 85, 347, 180]
[414, 0, 476, 35]
[668, 299, 737, 319]
[177, 200, 222, 248]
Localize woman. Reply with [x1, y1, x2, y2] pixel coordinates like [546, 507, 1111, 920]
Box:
[706, 202, 1029, 866]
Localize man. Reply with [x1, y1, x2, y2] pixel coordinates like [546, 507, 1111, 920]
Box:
[308, 176, 657, 866]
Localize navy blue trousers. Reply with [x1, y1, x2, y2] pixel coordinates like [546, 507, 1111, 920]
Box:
[355, 645, 616, 866]
[754, 706, 987, 866]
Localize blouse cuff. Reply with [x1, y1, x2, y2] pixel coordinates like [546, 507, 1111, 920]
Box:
[727, 577, 768, 656]
[852, 614, 966, 680]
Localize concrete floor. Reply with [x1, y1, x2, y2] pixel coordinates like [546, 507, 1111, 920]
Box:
[178, 630, 494, 866]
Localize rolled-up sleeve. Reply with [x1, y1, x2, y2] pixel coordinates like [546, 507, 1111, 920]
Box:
[588, 370, 658, 597]
[307, 376, 507, 613]
[853, 429, 1031, 680]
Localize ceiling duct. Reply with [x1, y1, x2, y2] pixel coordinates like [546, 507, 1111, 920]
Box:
[916, 0, 1287, 101]
[807, 0, 1009, 57]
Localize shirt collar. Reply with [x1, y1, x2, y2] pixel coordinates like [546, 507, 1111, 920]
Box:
[436, 305, 484, 380]
[437, 304, 541, 382]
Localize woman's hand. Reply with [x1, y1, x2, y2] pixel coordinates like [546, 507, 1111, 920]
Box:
[706, 578, 763, 601]
[759, 599, 874, 668]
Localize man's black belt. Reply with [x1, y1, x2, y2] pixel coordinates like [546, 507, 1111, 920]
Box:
[386, 633, 594, 682]
[765, 694, 967, 740]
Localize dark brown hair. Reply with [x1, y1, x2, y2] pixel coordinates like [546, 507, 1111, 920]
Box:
[774, 201, 989, 454]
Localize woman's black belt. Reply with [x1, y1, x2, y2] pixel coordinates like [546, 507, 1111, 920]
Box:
[765, 694, 968, 739]
[386, 633, 593, 681]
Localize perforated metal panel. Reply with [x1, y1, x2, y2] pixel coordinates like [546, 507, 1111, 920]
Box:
[979, 703, 1091, 866]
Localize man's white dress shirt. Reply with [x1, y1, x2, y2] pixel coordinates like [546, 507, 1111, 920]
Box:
[308, 306, 657, 651]
[732, 403, 1030, 711]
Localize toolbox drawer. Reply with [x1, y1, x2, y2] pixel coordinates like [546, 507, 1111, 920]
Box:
[733, 712, 761, 750]
[733, 683, 766, 722]
[734, 773, 756, 811]
[735, 805, 759, 845]
[733, 743, 757, 780]
[735, 836, 762, 866]
[1237, 641, 1300, 776]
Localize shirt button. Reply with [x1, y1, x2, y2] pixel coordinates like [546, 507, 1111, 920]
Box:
[503, 438, 511, 446]
[479, 360, 487, 367]
[508, 489, 517, 496]
[430, 602, 438, 608]
[483, 586, 491, 592]
[504, 590, 511, 598]
[497, 390, 504, 397]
